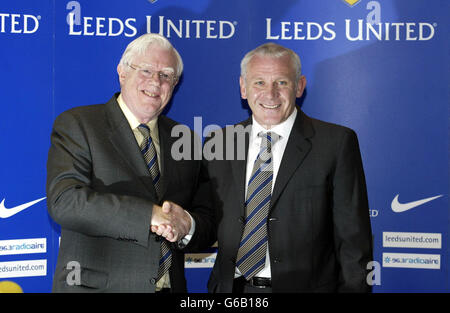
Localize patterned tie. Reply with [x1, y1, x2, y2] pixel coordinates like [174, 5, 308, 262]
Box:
[137, 124, 172, 282]
[236, 131, 278, 280]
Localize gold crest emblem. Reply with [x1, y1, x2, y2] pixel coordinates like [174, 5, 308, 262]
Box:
[343, 0, 361, 7]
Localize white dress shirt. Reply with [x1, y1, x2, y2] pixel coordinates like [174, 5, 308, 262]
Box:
[235, 107, 298, 279]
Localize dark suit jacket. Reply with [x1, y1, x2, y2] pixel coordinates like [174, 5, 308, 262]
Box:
[206, 110, 373, 292]
[46, 94, 213, 292]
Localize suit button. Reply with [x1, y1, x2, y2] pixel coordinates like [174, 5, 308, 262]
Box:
[150, 278, 157, 285]
[155, 235, 162, 242]
[238, 216, 245, 224]
[273, 258, 282, 263]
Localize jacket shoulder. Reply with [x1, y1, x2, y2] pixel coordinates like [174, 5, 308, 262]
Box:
[55, 103, 106, 124]
[308, 115, 357, 137]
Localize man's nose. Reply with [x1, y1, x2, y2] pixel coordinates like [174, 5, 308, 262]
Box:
[147, 72, 161, 85]
[267, 83, 279, 98]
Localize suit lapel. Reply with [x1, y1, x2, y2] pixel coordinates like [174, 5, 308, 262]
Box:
[105, 94, 158, 201]
[270, 110, 314, 208]
[156, 116, 173, 200]
[229, 113, 313, 215]
[230, 118, 251, 216]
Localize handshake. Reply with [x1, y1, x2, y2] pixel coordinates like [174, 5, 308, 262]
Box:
[150, 201, 192, 243]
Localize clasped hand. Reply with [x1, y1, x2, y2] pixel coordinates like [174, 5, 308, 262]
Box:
[150, 201, 191, 242]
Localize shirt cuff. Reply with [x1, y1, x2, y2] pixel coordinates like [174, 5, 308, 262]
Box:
[178, 211, 195, 248]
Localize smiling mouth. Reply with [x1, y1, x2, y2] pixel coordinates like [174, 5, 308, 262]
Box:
[260, 103, 281, 109]
[143, 90, 160, 98]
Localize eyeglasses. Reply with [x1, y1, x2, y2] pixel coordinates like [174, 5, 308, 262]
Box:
[127, 63, 176, 85]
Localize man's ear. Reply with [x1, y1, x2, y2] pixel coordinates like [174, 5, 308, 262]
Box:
[117, 64, 127, 85]
[296, 75, 307, 98]
[239, 76, 247, 99]
[172, 76, 179, 88]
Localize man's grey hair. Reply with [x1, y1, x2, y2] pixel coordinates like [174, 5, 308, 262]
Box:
[240, 42, 302, 82]
[118, 33, 184, 77]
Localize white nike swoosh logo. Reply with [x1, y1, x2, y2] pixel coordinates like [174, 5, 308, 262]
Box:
[391, 194, 443, 213]
[0, 197, 46, 218]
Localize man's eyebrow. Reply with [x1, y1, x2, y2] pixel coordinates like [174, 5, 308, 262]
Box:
[139, 64, 175, 73]
[161, 67, 175, 73]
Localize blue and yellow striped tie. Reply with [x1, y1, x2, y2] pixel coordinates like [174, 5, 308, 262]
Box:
[236, 131, 278, 279]
[137, 124, 171, 282]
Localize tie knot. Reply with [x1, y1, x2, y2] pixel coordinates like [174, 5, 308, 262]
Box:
[258, 131, 279, 151]
[137, 124, 150, 139]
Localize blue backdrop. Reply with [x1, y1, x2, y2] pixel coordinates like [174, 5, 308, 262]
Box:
[0, 0, 448, 293]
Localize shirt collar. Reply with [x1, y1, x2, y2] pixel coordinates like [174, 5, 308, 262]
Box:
[117, 93, 158, 133]
[251, 107, 298, 142]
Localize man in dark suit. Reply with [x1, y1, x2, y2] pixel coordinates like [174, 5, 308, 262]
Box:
[46, 33, 212, 292]
[206, 43, 373, 293]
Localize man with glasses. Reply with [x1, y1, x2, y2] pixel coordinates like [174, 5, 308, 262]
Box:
[46, 33, 214, 292]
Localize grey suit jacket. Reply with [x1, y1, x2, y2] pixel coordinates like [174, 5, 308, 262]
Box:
[46, 94, 213, 292]
[206, 110, 373, 292]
